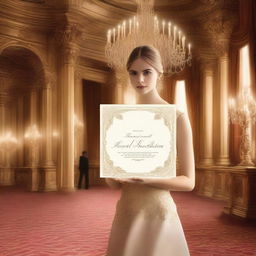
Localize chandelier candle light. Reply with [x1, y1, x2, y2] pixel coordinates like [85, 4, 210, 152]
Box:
[105, 0, 192, 75]
[228, 85, 256, 166]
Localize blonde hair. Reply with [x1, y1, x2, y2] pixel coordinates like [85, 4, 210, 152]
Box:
[126, 45, 163, 75]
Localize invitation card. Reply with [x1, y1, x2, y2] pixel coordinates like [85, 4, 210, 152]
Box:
[100, 104, 176, 178]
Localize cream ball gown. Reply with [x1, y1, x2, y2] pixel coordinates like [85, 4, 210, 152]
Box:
[106, 110, 192, 256]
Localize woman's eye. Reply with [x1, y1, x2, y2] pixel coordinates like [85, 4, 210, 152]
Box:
[144, 70, 151, 75]
[129, 71, 137, 76]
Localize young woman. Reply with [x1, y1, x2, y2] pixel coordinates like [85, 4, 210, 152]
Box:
[105, 45, 195, 256]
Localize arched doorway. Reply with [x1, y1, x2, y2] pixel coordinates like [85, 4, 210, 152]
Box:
[0, 46, 57, 191]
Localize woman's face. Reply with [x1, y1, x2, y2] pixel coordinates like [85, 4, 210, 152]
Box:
[128, 58, 159, 94]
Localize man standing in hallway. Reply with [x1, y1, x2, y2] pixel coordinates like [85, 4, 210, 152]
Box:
[78, 151, 89, 189]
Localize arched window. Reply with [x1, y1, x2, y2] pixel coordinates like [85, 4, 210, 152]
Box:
[174, 80, 188, 115]
[239, 44, 251, 90]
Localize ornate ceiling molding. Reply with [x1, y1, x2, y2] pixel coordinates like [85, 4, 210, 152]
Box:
[203, 10, 237, 39]
[215, 39, 230, 57]
[77, 66, 109, 84]
[0, 0, 56, 31]
[0, 0, 241, 73]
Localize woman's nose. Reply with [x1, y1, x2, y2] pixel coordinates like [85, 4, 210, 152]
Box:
[138, 74, 144, 83]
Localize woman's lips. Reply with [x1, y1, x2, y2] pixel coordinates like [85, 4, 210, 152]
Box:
[137, 85, 147, 89]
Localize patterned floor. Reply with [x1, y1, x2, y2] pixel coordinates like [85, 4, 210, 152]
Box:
[0, 186, 255, 256]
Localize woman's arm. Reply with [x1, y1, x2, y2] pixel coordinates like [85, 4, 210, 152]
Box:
[121, 113, 195, 191]
[105, 178, 122, 189]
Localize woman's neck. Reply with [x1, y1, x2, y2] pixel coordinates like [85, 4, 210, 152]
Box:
[136, 88, 167, 104]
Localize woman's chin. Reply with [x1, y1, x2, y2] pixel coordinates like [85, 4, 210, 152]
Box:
[134, 87, 151, 95]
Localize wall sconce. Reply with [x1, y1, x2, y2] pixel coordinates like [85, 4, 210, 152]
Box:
[24, 124, 41, 167]
[0, 131, 18, 167]
[228, 85, 256, 166]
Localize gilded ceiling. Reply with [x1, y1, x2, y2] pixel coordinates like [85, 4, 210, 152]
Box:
[0, 0, 239, 87]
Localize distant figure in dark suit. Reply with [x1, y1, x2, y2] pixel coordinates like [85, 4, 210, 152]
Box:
[78, 151, 89, 189]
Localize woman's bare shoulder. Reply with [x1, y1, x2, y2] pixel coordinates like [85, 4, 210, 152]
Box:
[176, 107, 185, 119]
[158, 101, 184, 118]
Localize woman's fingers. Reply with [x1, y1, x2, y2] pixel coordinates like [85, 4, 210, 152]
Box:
[130, 178, 144, 182]
[112, 178, 144, 184]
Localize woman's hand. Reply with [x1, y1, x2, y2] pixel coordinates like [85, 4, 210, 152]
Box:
[113, 177, 146, 184]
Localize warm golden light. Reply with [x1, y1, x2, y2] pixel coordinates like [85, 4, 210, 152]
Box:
[74, 114, 83, 128]
[52, 131, 59, 137]
[0, 132, 18, 150]
[24, 124, 41, 141]
[174, 80, 188, 115]
[124, 87, 136, 104]
[228, 44, 256, 166]
[239, 44, 251, 89]
[105, 0, 192, 75]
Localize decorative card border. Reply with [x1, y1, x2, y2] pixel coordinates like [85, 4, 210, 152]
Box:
[100, 104, 176, 178]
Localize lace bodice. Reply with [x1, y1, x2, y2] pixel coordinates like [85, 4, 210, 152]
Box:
[116, 183, 177, 221]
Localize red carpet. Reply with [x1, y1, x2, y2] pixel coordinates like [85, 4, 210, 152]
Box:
[0, 186, 255, 256]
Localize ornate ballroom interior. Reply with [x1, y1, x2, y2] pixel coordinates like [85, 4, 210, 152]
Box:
[0, 0, 255, 221]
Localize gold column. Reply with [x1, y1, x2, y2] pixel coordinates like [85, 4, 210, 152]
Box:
[74, 72, 84, 164]
[56, 23, 82, 191]
[0, 104, 5, 184]
[40, 72, 57, 191]
[202, 11, 236, 166]
[74, 72, 85, 187]
[28, 89, 39, 167]
[216, 53, 230, 165]
[17, 96, 24, 166]
[0, 104, 4, 167]
[55, 21, 84, 191]
[200, 61, 214, 166]
[60, 45, 77, 191]
[0, 103, 15, 185]
[28, 89, 40, 191]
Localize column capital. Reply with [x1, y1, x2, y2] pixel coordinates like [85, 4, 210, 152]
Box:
[63, 46, 80, 65]
[54, 23, 85, 46]
[199, 57, 216, 72]
[200, 8, 237, 58]
[202, 9, 237, 38]
[54, 23, 85, 66]
[215, 39, 230, 58]
[44, 70, 57, 90]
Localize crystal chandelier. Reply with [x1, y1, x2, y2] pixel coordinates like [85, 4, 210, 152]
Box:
[105, 0, 192, 75]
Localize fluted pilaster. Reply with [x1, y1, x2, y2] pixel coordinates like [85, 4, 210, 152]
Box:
[74, 71, 85, 164]
[41, 72, 55, 167]
[216, 53, 231, 165]
[28, 90, 39, 168]
[17, 96, 24, 167]
[200, 60, 215, 166]
[56, 23, 83, 191]
[39, 71, 57, 191]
